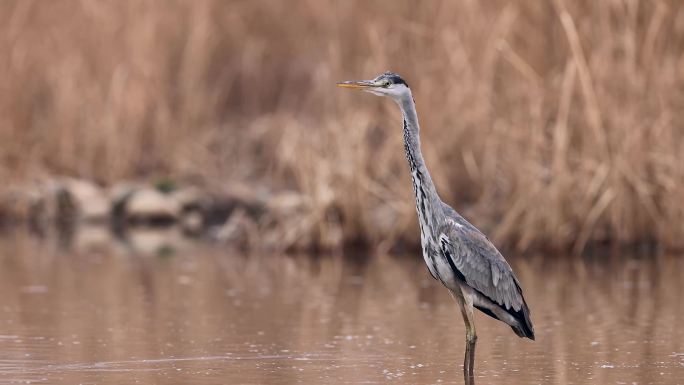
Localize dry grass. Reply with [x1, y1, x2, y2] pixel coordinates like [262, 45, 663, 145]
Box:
[1, 0, 684, 252]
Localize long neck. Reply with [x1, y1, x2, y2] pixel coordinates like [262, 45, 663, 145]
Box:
[397, 95, 442, 228]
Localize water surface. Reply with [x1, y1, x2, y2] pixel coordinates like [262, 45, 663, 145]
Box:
[0, 230, 682, 384]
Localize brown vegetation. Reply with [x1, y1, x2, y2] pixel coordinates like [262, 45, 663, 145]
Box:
[1, 1, 683, 252]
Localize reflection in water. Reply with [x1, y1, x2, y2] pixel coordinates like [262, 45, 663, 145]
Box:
[0, 231, 682, 384]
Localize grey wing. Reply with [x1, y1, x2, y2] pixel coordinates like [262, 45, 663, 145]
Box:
[438, 204, 530, 314]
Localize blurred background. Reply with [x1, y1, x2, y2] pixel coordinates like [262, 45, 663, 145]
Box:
[1, 0, 683, 253]
[1, 2, 684, 384]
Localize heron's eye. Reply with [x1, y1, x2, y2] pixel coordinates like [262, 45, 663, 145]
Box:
[382, 80, 391, 87]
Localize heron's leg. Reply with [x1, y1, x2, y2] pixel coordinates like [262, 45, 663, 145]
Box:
[457, 293, 477, 381]
[451, 290, 477, 383]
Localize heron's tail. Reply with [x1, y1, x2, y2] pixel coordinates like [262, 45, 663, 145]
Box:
[511, 300, 535, 340]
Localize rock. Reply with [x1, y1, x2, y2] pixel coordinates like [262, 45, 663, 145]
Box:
[172, 187, 209, 212]
[60, 179, 109, 221]
[110, 182, 141, 208]
[109, 182, 142, 226]
[172, 187, 209, 234]
[125, 188, 181, 224]
[180, 211, 204, 235]
[211, 208, 257, 249]
[202, 183, 268, 226]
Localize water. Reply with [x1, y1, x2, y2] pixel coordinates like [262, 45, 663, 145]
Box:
[0, 230, 682, 384]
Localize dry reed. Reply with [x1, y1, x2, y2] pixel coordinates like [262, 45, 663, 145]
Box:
[1, 0, 683, 253]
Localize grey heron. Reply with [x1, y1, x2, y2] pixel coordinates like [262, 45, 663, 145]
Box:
[337, 72, 535, 382]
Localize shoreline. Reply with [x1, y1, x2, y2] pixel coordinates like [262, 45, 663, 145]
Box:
[0, 178, 674, 256]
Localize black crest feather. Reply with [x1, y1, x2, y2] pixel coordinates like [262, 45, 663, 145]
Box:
[376, 71, 409, 88]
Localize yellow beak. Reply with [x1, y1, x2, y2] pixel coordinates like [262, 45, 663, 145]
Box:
[336, 80, 376, 90]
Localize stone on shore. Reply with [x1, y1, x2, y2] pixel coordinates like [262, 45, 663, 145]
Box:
[59, 179, 109, 221]
[172, 186, 209, 212]
[125, 188, 181, 223]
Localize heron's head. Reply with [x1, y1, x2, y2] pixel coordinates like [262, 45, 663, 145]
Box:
[337, 71, 410, 102]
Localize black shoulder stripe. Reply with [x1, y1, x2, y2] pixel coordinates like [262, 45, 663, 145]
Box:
[439, 237, 467, 283]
